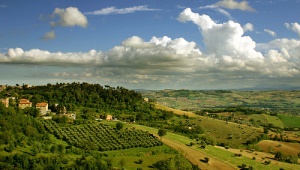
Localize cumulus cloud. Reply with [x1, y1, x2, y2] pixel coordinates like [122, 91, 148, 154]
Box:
[285, 22, 300, 37]
[214, 0, 255, 12]
[42, 30, 56, 40]
[84, 5, 160, 15]
[243, 23, 253, 32]
[178, 8, 263, 66]
[2, 8, 300, 89]
[50, 7, 88, 28]
[0, 36, 201, 69]
[264, 29, 276, 37]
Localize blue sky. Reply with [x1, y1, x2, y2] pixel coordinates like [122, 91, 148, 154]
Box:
[1, 0, 300, 89]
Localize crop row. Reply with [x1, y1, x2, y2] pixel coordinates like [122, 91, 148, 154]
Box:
[40, 119, 162, 151]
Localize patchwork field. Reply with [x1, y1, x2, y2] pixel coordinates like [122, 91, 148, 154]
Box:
[156, 104, 263, 148]
[121, 122, 300, 170]
[142, 90, 300, 116]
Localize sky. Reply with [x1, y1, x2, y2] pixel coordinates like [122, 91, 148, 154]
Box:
[0, 0, 300, 90]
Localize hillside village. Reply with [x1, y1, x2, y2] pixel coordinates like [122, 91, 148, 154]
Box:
[0, 84, 77, 120]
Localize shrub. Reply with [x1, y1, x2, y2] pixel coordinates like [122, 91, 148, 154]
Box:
[204, 157, 209, 163]
[264, 160, 271, 165]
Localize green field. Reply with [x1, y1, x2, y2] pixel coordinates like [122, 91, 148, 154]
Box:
[249, 114, 269, 124]
[200, 145, 300, 170]
[263, 114, 285, 128]
[142, 90, 300, 115]
[124, 122, 300, 170]
[103, 145, 179, 170]
[278, 114, 300, 128]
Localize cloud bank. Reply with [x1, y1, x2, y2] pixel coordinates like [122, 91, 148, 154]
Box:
[1, 8, 300, 89]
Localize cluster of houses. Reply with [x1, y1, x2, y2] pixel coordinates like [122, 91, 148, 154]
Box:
[0, 98, 76, 120]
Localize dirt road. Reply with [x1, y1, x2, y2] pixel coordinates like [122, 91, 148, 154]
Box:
[160, 137, 237, 170]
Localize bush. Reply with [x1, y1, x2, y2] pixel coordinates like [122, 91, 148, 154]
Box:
[116, 122, 124, 130]
[264, 160, 271, 165]
[204, 157, 209, 163]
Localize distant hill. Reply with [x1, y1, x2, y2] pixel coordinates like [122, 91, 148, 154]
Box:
[238, 84, 300, 91]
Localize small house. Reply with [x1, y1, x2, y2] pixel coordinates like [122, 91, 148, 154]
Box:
[18, 99, 32, 109]
[0, 98, 9, 107]
[36, 102, 49, 115]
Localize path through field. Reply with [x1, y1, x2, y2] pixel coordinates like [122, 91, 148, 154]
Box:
[160, 137, 237, 170]
[130, 124, 236, 170]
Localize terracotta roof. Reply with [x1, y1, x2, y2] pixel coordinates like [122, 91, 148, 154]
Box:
[19, 99, 31, 104]
[36, 102, 48, 107]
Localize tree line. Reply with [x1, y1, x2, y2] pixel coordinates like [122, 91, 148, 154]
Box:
[0, 82, 173, 121]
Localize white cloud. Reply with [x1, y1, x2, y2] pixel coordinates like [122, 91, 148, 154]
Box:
[84, 5, 160, 15]
[264, 29, 276, 37]
[285, 22, 300, 37]
[214, 0, 255, 12]
[50, 7, 88, 28]
[199, 5, 233, 19]
[243, 23, 253, 32]
[178, 8, 263, 66]
[2, 9, 300, 89]
[42, 30, 56, 40]
[1, 36, 201, 69]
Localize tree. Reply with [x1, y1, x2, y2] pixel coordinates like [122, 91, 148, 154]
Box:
[204, 157, 209, 163]
[275, 151, 284, 161]
[158, 129, 167, 139]
[116, 122, 124, 130]
[23, 107, 40, 117]
[263, 127, 269, 134]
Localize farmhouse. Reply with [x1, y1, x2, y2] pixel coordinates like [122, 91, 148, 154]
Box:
[18, 99, 32, 109]
[106, 115, 113, 121]
[36, 102, 49, 115]
[0, 98, 9, 107]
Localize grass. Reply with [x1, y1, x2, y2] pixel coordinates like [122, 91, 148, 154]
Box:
[277, 114, 300, 128]
[156, 104, 263, 148]
[249, 114, 269, 124]
[257, 140, 300, 156]
[263, 114, 285, 128]
[142, 90, 300, 115]
[199, 145, 300, 170]
[127, 123, 300, 170]
[103, 145, 177, 170]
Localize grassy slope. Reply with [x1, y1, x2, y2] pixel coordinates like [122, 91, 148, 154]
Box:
[151, 104, 300, 169]
[249, 114, 269, 124]
[156, 103, 263, 148]
[263, 114, 285, 128]
[123, 123, 300, 170]
[278, 114, 300, 128]
[257, 140, 300, 156]
[103, 145, 177, 170]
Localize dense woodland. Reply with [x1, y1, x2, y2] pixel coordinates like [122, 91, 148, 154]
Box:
[0, 82, 173, 121]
